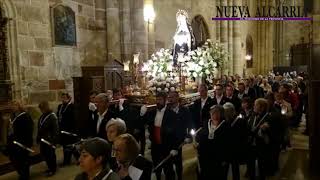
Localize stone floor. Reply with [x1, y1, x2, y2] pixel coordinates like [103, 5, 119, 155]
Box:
[1, 117, 319, 180]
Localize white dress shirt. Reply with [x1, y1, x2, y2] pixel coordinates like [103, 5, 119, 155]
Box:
[154, 106, 166, 127]
[201, 97, 208, 109]
[97, 109, 107, 133]
[215, 95, 223, 105]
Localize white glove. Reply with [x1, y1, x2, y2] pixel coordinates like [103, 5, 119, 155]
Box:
[119, 99, 125, 106]
[140, 105, 147, 116]
[119, 99, 125, 111]
[88, 102, 97, 111]
[170, 150, 178, 156]
[184, 138, 192, 144]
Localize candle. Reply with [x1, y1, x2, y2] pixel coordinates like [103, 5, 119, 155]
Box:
[133, 53, 140, 64]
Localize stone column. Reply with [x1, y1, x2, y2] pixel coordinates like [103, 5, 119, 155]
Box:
[120, 0, 131, 62]
[215, 0, 220, 42]
[227, 0, 233, 75]
[232, 0, 242, 76]
[220, 0, 228, 76]
[132, 0, 148, 61]
[106, 0, 121, 61]
[145, 0, 155, 58]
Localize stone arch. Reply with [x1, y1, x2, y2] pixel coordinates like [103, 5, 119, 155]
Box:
[191, 15, 210, 48]
[0, 0, 21, 101]
[246, 34, 253, 68]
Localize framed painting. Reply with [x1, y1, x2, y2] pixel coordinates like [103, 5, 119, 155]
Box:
[51, 5, 76, 46]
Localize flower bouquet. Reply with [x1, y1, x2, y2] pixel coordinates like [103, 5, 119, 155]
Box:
[186, 39, 228, 83]
[143, 48, 180, 94]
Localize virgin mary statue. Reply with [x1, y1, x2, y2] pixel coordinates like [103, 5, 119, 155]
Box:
[172, 10, 195, 65]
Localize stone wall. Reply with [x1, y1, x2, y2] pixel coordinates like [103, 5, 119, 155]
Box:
[6, 0, 108, 106]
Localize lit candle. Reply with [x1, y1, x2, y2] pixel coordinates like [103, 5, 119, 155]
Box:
[124, 61, 130, 71]
[190, 129, 196, 143]
[133, 53, 140, 64]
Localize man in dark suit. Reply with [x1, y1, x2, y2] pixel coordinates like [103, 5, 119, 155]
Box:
[237, 82, 249, 100]
[225, 84, 241, 113]
[93, 93, 116, 139]
[109, 88, 129, 122]
[57, 92, 77, 166]
[190, 84, 214, 129]
[247, 98, 272, 180]
[37, 101, 59, 176]
[168, 91, 191, 180]
[212, 84, 228, 106]
[88, 90, 98, 137]
[244, 79, 257, 100]
[141, 92, 179, 180]
[7, 100, 34, 180]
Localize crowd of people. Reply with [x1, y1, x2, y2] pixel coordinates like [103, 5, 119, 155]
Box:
[3, 72, 308, 180]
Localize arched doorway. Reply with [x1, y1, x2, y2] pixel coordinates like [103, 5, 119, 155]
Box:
[191, 15, 210, 48]
[246, 35, 253, 68]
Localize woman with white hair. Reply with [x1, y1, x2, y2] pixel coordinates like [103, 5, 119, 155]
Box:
[105, 118, 127, 171]
[223, 102, 248, 180]
[105, 118, 127, 143]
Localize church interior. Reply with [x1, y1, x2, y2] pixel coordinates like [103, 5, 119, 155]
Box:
[0, 0, 320, 179]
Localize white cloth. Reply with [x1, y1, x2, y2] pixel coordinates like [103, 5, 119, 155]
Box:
[215, 95, 223, 105]
[201, 97, 208, 109]
[208, 120, 225, 139]
[97, 109, 107, 133]
[89, 102, 97, 111]
[238, 93, 244, 100]
[119, 99, 125, 111]
[170, 150, 178, 156]
[154, 106, 166, 127]
[172, 104, 179, 113]
[140, 105, 147, 116]
[128, 166, 143, 180]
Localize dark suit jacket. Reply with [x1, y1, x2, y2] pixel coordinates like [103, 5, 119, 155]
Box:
[121, 155, 153, 180]
[109, 101, 129, 122]
[190, 97, 214, 129]
[75, 167, 120, 180]
[247, 112, 272, 147]
[246, 87, 257, 100]
[227, 117, 249, 163]
[253, 84, 265, 98]
[57, 102, 75, 132]
[212, 95, 229, 106]
[196, 121, 230, 179]
[7, 112, 34, 148]
[37, 111, 59, 145]
[144, 107, 179, 151]
[225, 95, 241, 112]
[93, 109, 116, 139]
[174, 105, 192, 144]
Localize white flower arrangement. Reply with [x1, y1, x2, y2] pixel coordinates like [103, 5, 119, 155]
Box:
[143, 48, 179, 94]
[186, 39, 228, 80]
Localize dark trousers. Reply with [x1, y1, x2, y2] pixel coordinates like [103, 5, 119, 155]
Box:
[247, 146, 266, 180]
[9, 148, 30, 180]
[151, 144, 175, 180]
[61, 133, 80, 164]
[132, 129, 146, 155]
[40, 143, 57, 172]
[173, 148, 183, 180]
[62, 145, 80, 164]
[227, 161, 240, 180]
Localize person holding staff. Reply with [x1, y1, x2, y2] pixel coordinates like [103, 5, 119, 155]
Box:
[37, 101, 59, 177]
[6, 100, 34, 180]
